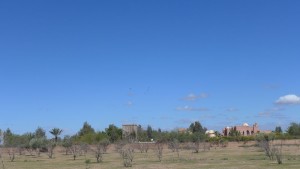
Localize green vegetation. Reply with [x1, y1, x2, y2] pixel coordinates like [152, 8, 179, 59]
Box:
[287, 122, 300, 137]
[49, 128, 63, 143]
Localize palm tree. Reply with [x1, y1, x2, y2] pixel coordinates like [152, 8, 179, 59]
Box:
[49, 128, 63, 143]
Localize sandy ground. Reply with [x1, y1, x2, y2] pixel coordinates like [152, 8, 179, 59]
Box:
[0, 140, 300, 169]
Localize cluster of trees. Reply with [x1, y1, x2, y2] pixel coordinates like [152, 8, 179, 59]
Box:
[0, 121, 210, 166]
[137, 121, 208, 143]
[2, 121, 300, 151]
[286, 123, 300, 137]
[0, 122, 120, 162]
[0, 121, 209, 150]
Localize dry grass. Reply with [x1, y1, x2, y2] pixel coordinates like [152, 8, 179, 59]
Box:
[1, 140, 300, 169]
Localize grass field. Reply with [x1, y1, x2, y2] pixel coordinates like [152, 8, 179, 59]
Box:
[1, 140, 300, 169]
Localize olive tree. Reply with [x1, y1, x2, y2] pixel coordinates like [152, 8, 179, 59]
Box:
[62, 135, 72, 155]
[29, 137, 46, 157]
[46, 140, 56, 159]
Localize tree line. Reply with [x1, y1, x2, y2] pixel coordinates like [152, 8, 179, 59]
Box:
[0, 121, 207, 150]
[1, 121, 300, 153]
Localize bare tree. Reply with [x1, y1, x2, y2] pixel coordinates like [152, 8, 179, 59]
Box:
[137, 143, 149, 153]
[256, 133, 283, 164]
[17, 146, 24, 156]
[119, 145, 134, 167]
[70, 144, 80, 160]
[144, 143, 149, 153]
[256, 134, 274, 160]
[8, 148, 16, 162]
[99, 139, 110, 153]
[26, 147, 34, 156]
[0, 129, 2, 145]
[273, 140, 283, 164]
[47, 141, 56, 159]
[190, 141, 200, 153]
[219, 139, 228, 148]
[0, 151, 5, 169]
[93, 143, 104, 163]
[202, 141, 210, 152]
[79, 143, 89, 156]
[115, 140, 127, 153]
[168, 139, 180, 158]
[155, 142, 164, 162]
[298, 139, 300, 151]
[260, 140, 274, 160]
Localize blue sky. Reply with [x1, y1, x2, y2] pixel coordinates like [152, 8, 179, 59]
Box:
[1, 1, 300, 136]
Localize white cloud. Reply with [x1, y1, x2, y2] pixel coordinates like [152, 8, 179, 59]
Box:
[176, 118, 193, 124]
[266, 107, 285, 112]
[184, 94, 197, 101]
[226, 107, 239, 112]
[127, 101, 133, 106]
[263, 84, 279, 90]
[160, 116, 173, 120]
[258, 112, 271, 117]
[275, 94, 300, 105]
[176, 105, 209, 112]
[257, 111, 286, 119]
[256, 106, 286, 119]
[199, 93, 208, 98]
[183, 93, 208, 101]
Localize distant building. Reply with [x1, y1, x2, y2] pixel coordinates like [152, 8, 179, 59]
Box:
[205, 130, 216, 138]
[223, 123, 260, 136]
[122, 124, 138, 139]
[177, 128, 187, 134]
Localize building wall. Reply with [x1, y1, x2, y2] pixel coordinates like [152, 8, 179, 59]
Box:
[223, 123, 259, 136]
[122, 124, 138, 139]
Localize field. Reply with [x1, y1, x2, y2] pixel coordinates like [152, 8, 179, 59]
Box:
[1, 140, 300, 169]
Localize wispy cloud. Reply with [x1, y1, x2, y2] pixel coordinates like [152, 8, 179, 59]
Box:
[160, 116, 173, 120]
[199, 114, 215, 120]
[176, 105, 209, 112]
[226, 107, 239, 112]
[263, 84, 280, 90]
[226, 117, 238, 123]
[127, 101, 133, 107]
[182, 93, 208, 101]
[127, 88, 134, 96]
[271, 113, 287, 119]
[255, 103, 286, 119]
[175, 118, 194, 125]
[275, 94, 300, 105]
[258, 112, 271, 117]
[266, 107, 285, 112]
[121, 119, 137, 124]
[257, 107, 287, 119]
